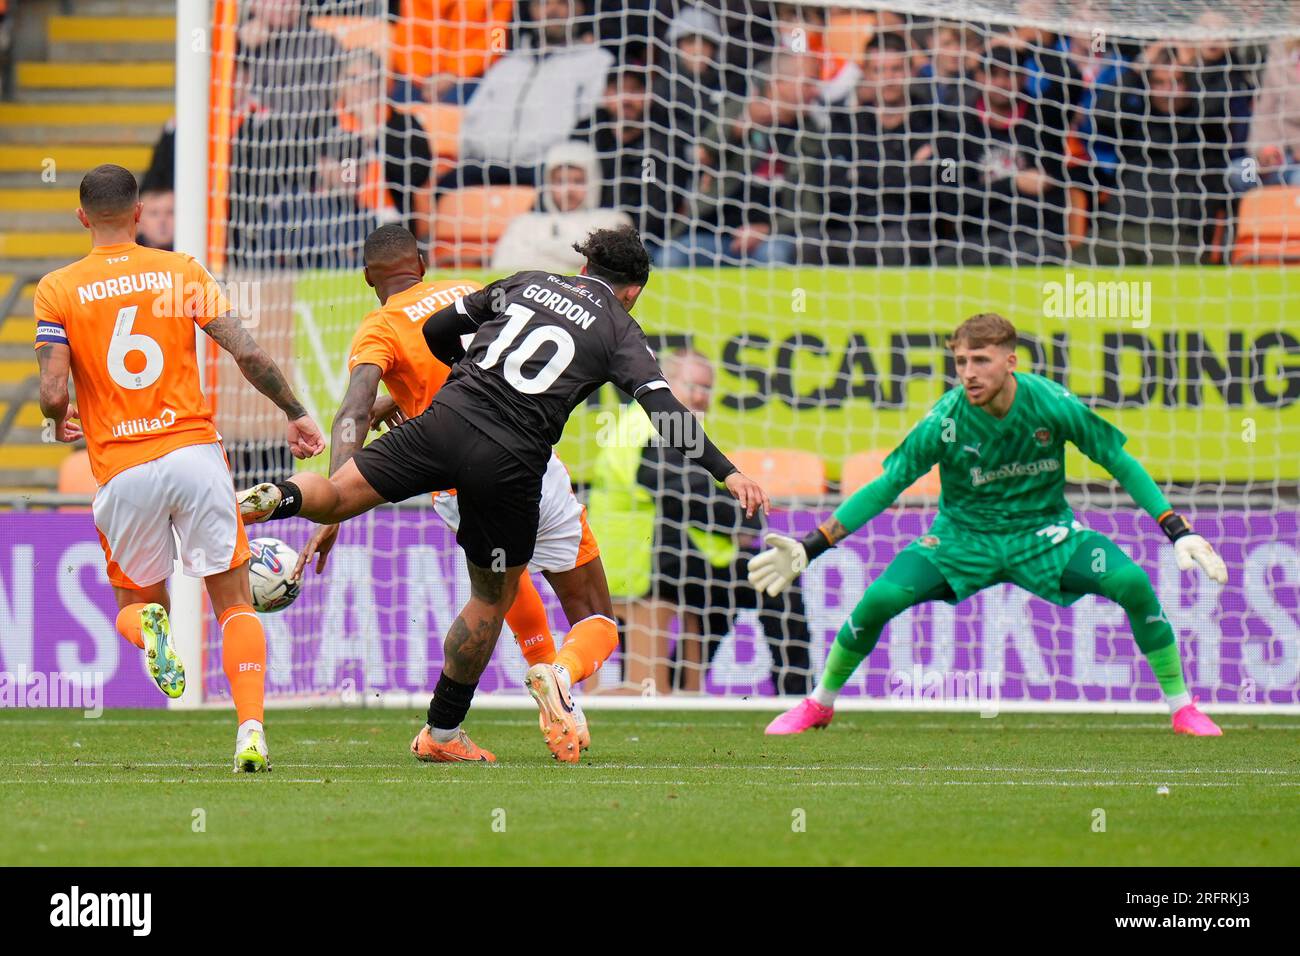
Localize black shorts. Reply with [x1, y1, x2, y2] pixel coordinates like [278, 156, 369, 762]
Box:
[352, 401, 542, 568]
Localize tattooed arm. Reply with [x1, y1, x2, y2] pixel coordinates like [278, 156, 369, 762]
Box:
[329, 364, 382, 476]
[204, 313, 306, 419]
[294, 364, 383, 580]
[203, 313, 325, 458]
[35, 344, 82, 443]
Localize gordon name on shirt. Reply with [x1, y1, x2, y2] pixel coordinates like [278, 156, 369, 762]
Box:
[522, 278, 602, 330]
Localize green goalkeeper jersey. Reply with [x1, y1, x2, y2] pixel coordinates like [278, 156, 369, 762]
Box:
[835, 371, 1173, 535]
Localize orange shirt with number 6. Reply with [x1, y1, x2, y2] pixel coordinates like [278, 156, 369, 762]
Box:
[33, 242, 231, 485]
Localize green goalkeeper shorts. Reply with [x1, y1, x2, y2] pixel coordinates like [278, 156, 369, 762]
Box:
[903, 510, 1111, 607]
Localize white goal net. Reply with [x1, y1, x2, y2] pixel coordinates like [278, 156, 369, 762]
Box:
[197, 0, 1300, 711]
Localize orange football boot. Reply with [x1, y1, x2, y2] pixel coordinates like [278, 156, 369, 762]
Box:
[410, 725, 496, 763]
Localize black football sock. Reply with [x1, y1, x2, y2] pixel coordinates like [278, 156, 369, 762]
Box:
[267, 481, 303, 520]
[427, 670, 477, 733]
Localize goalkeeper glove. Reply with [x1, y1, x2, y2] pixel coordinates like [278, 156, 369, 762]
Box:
[748, 533, 806, 597]
[1159, 512, 1228, 585]
[748, 528, 835, 597]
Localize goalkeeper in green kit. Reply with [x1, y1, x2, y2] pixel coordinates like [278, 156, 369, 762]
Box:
[751, 313, 1227, 737]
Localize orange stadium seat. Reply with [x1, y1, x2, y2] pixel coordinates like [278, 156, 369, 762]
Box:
[393, 102, 462, 159]
[432, 185, 537, 267]
[824, 11, 875, 65]
[56, 449, 95, 510]
[729, 449, 825, 497]
[842, 449, 941, 500]
[1231, 186, 1300, 265]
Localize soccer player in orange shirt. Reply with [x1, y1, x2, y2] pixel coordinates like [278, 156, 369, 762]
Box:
[34, 164, 326, 771]
[287, 224, 601, 760]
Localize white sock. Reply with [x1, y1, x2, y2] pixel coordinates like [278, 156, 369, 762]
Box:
[428, 724, 460, 742]
[1167, 692, 1192, 715]
[237, 718, 263, 738]
[812, 684, 838, 708]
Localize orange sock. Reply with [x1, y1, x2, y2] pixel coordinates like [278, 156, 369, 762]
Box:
[553, 615, 619, 684]
[506, 574, 556, 666]
[220, 604, 266, 724]
[115, 603, 148, 650]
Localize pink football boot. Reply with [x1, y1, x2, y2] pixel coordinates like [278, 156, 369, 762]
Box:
[1171, 697, 1223, 737]
[765, 698, 834, 735]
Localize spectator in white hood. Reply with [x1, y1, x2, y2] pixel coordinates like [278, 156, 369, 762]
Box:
[451, 0, 612, 188]
[491, 140, 633, 273]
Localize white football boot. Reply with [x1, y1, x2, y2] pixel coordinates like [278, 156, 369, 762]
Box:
[237, 483, 283, 524]
[233, 721, 271, 773]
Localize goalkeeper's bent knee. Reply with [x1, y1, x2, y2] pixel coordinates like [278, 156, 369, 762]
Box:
[1101, 560, 1154, 607]
[1102, 560, 1175, 654]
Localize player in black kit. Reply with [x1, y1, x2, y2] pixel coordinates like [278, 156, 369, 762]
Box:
[238, 226, 768, 763]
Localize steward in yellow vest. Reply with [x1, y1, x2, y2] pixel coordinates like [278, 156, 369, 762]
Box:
[587, 402, 812, 694]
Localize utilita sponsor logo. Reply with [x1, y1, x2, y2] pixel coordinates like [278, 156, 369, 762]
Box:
[112, 407, 176, 438]
[49, 886, 152, 936]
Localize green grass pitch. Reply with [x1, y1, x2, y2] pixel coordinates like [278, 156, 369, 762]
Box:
[1, 709, 1296, 866]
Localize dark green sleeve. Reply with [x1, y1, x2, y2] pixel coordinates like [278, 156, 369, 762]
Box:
[1056, 390, 1172, 521]
[1101, 448, 1174, 522]
[834, 411, 943, 534]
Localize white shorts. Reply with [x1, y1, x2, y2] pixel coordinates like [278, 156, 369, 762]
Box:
[433, 452, 599, 574]
[92, 441, 250, 589]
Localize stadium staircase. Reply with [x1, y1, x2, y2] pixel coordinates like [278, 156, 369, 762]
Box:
[0, 0, 173, 491]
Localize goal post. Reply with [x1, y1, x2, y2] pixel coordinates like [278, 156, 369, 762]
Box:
[167, 0, 213, 709]
[193, 0, 1300, 713]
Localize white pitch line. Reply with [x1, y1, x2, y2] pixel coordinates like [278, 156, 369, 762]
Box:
[0, 717, 757, 729]
[2, 716, 1298, 730]
[546, 763, 1300, 776]
[9, 760, 1300, 776]
[908, 722, 1300, 731]
[0, 778, 1297, 789]
[801, 780, 1300, 789]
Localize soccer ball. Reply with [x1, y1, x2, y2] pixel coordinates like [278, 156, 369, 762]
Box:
[248, 537, 302, 613]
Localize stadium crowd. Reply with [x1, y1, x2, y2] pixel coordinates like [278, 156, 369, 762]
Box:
[138, 0, 1300, 269]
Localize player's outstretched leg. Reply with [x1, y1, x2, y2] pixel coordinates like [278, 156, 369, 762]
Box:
[1060, 538, 1222, 737]
[767, 551, 951, 735]
[114, 585, 185, 699]
[238, 459, 384, 525]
